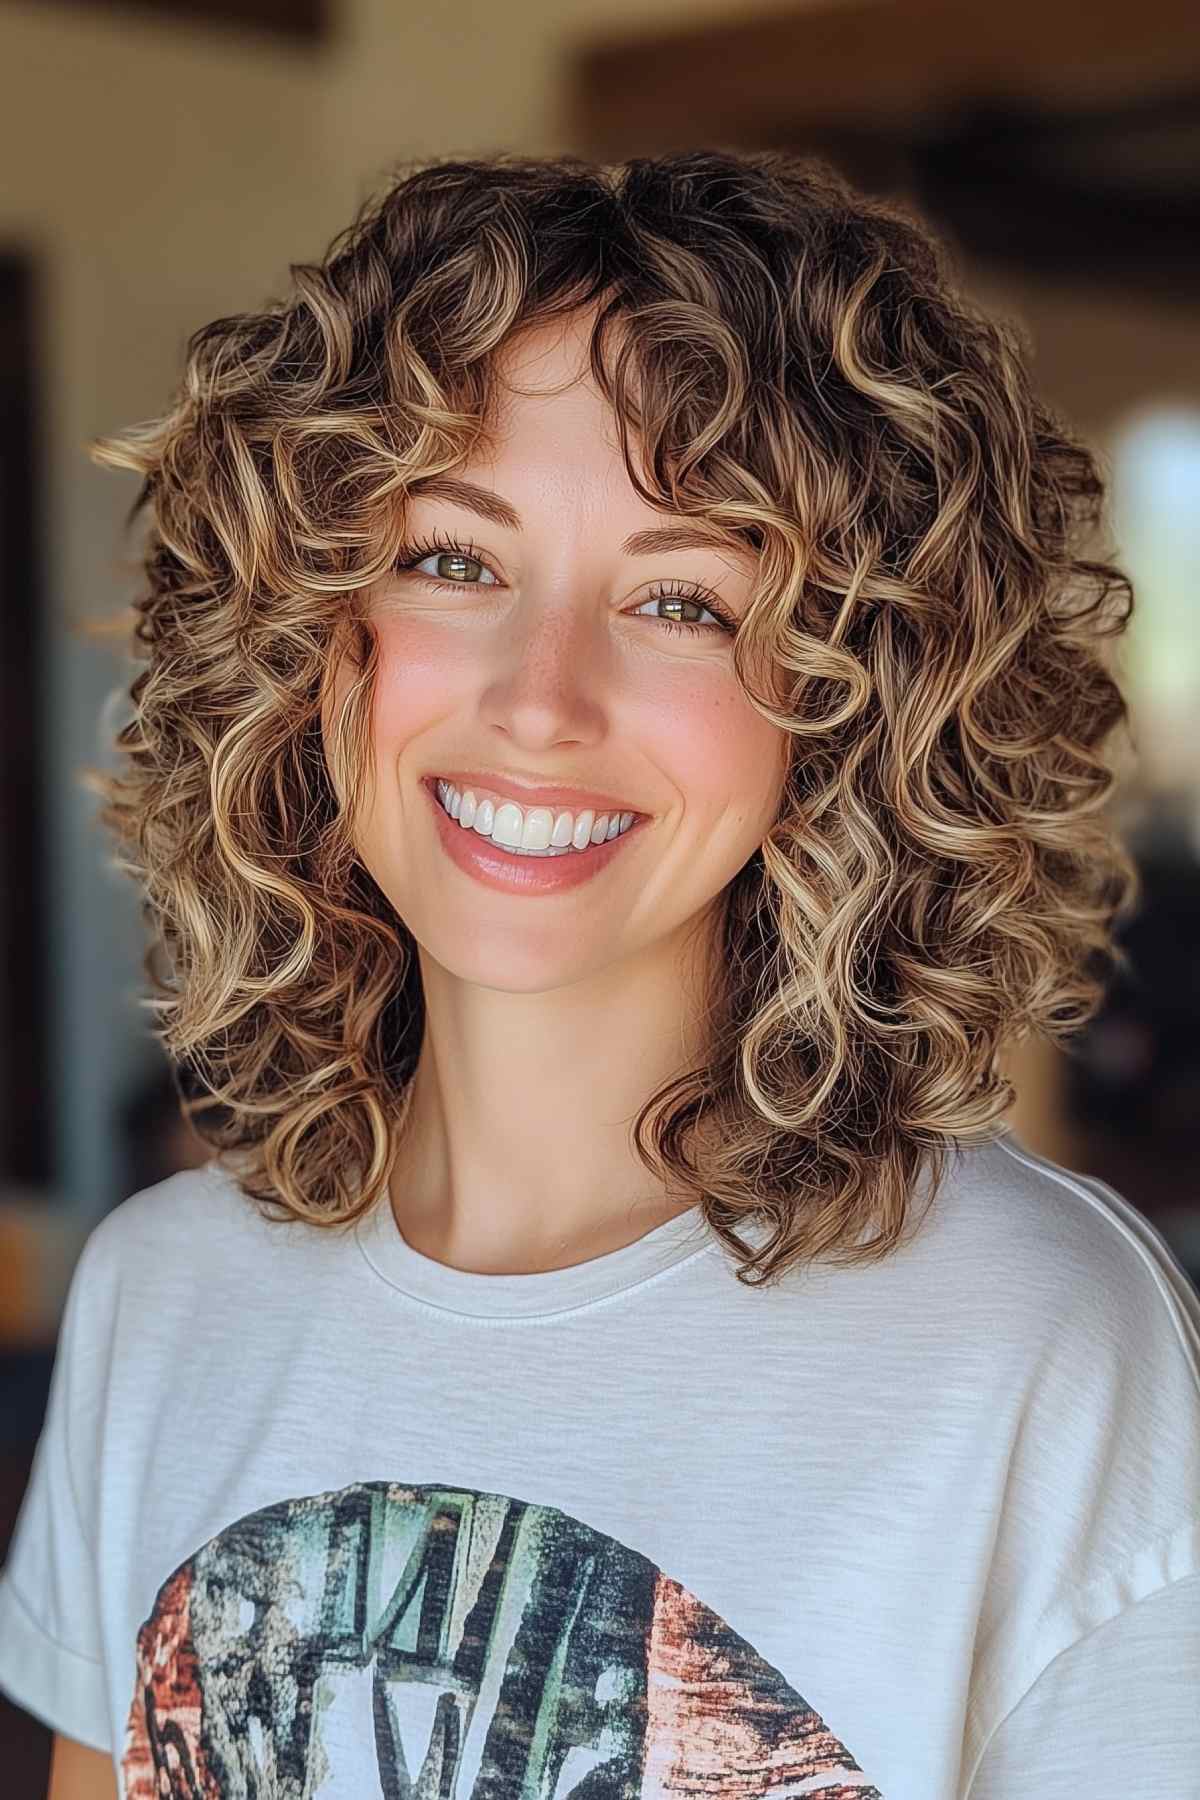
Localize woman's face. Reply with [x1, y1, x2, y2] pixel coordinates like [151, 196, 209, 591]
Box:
[324, 309, 789, 995]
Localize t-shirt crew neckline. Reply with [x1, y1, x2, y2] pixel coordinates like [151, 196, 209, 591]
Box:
[353, 1191, 721, 1320]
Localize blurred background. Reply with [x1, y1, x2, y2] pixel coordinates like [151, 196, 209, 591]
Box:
[1, 0, 1198, 1785]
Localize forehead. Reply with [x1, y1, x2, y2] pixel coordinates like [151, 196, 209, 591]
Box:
[404, 472, 751, 564]
[491, 308, 610, 398]
[405, 310, 756, 565]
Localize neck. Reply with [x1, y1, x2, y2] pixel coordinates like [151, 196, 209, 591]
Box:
[387, 915, 719, 1277]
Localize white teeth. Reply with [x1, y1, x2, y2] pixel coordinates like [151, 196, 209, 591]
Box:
[434, 780, 637, 856]
[490, 800, 525, 848]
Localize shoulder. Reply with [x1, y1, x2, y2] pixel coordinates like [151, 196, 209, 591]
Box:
[70, 1160, 291, 1323]
[941, 1136, 1200, 1754]
[933, 1131, 1197, 1347]
[938, 1133, 1200, 1525]
[84, 1159, 259, 1259]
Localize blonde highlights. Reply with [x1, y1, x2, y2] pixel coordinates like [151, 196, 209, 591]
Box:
[82, 150, 1138, 1285]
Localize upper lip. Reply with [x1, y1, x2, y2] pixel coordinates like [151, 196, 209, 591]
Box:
[426, 771, 647, 818]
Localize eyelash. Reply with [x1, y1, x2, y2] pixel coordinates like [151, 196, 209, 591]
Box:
[392, 530, 736, 636]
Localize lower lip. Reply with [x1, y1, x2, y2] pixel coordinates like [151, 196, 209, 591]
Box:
[423, 780, 647, 896]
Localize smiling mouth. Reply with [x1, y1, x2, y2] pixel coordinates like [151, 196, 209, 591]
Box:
[427, 776, 643, 858]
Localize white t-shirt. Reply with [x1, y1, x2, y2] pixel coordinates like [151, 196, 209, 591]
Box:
[1, 1128, 1197, 1798]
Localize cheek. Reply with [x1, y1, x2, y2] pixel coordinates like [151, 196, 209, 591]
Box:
[644, 670, 785, 834]
[364, 617, 786, 834]
[367, 621, 458, 762]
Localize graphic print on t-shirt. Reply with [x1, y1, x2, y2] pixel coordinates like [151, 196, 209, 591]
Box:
[121, 1480, 882, 1798]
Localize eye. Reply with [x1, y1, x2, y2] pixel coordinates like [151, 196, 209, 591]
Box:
[632, 584, 736, 635]
[393, 535, 736, 635]
[394, 532, 499, 586]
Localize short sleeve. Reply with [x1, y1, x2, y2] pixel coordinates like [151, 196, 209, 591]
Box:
[0, 1230, 110, 1753]
[967, 1567, 1200, 1795]
[961, 1144, 1200, 1777]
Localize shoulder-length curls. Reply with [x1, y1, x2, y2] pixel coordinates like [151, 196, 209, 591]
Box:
[82, 148, 1139, 1287]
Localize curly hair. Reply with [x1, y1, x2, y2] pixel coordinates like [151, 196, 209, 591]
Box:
[81, 148, 1140, 1288]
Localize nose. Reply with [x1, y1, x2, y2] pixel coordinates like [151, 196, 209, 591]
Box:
[480, 590, 610, 750]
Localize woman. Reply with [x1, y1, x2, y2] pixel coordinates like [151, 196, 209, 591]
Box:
[2, 150, 1197, 1798]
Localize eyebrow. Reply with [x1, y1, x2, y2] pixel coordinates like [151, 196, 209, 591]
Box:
[406, 476, 746, 559]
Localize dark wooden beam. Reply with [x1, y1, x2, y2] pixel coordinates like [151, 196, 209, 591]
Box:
[572, 0, 1200, 160]
[0, 0, 332, 46]
[0, 252, 53, 1190]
